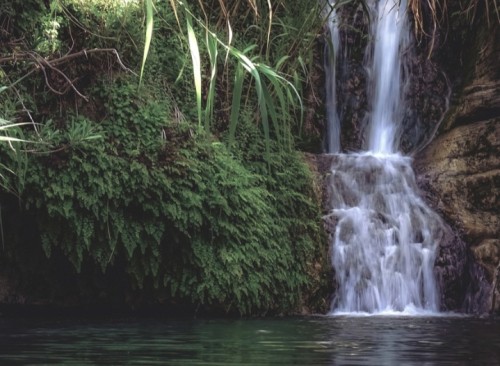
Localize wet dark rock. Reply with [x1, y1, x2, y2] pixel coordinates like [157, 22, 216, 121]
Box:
[432, 223, 492, 312]
[336, 3, 370, 151]
[402, 50, 451, 153]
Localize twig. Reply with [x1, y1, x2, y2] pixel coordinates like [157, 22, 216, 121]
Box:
[0, 48, 137, 75]
[64, 25, 76, 57]
[37, 54, 89, 101]
[39, 64, 66, 96]
[1, 48, 137, 102]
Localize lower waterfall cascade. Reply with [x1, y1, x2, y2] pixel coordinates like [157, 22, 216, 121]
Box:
[325, 0, 447, 314]
[327, 153, 444, 313]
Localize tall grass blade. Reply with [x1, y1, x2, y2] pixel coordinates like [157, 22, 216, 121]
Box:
[228, 64, 245, 143]
[160, 0, 306, 159]
[225, 21, 233, 64]
[230, 49, 271, 161]
[186, 13, 202, 129]
[0, 121, 33, 145]
[259, 63, 303, 145]
[205, 34, 218, 129]
[292, 70, 303, 135]
[261, 82, 280, 146]
[169, 0, 182, 30]
[0, 136, 25, 143]
[275, 55, 290, 71]
[139, 0, 154, 87]
[265, 0, 273, 59]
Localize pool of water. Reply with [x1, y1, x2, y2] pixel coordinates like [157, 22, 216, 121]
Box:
[0, 314, 498, 365]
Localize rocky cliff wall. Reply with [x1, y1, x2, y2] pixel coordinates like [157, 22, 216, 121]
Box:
[414, 18, 499, 313]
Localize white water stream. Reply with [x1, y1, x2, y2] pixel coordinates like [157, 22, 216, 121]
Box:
[324, 1, 341, 153]
[366, 0, 410, 154]
[326, 0, 443, 314]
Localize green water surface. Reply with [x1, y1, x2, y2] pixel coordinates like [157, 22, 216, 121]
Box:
[0, 315, 498, 365]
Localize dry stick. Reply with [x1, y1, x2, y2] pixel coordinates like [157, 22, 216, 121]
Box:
[33, 54, 89, 101]
[1, 48, 136, 105]
[52, 48, 136, 75]
[40, 67, 66, 96]
[0, 48, 136, 75]
[64, 24, 76, 57]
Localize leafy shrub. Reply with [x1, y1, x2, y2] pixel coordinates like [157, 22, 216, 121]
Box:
[14, 79, 323, 314]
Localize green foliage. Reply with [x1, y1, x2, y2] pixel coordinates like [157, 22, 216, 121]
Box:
[0, 0, 326, 315]
[5, 77, 323, 314]
[93, 78, 168, 156]
[34, 1, 65, 56]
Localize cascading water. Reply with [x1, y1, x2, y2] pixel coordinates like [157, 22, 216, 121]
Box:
[326, 0, 444, 314]
[328, 154, 442, 313]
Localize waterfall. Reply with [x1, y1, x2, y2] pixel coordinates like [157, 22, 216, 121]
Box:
[366, 0, 409, 154]
[328, 153, 442, 313]
[326, 0, 443, 314]
[324, 1, 341, 153]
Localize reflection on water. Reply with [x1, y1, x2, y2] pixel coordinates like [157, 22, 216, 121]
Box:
[0, 315, 499, 365]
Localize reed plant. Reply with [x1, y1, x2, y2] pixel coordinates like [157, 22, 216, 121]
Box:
[139, 0, 325, 157]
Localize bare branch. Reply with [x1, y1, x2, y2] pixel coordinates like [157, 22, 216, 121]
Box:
[0, 48, 137, 102]
[31, 52, 89, 101]
[0, 48, 137, 75]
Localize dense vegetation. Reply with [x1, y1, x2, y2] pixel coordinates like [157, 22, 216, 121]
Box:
[0, 0, 330, 314]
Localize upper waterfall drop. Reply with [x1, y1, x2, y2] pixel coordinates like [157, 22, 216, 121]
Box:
[324, 1, 341, 153]
[366, 0, 409, 154]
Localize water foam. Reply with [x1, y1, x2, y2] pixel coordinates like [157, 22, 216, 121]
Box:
[327, 154, 442, 314]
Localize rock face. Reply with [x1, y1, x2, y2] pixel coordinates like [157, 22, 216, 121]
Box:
[414, 19, 500, 313]
[335, 3, 370, 152]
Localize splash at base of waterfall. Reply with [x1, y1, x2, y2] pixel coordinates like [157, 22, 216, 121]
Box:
[326, 153, 443, 314]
